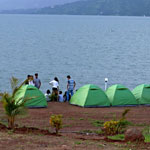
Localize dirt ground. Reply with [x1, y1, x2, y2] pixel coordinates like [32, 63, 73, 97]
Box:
[0, 102, 150, 150]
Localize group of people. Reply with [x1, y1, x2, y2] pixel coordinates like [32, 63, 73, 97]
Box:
[46, 75, 76, 102]
[25, 73, 41, 89]
[25, 73, 76, 102]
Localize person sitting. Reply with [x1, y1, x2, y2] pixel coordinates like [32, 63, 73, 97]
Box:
[63, 91, 71, 102]
[45, 90, 51, 102]
[59, 91, 64, 102]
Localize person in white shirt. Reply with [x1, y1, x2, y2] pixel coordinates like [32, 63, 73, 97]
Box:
[45, 89, 51, 102]
[28, 75, 35, 86]
[49, 77, 59, 100]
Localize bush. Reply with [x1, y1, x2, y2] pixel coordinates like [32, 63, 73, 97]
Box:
[50, 93, 58, 102]
[0, 77, 29, 129]
[103, 109, 130, 135]
[49, 114, 63, 135]
[104, 120, 120, 135]
[143, 127, 150, 143]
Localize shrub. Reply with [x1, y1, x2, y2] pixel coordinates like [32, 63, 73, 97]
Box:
[143, 127, 150, 143]
[49, 114, 63, 135]
[104, 109, 130, 135]
[0, 77, 29, 129]
[104, 120, 120, 135]
[50, 93, 58, 102]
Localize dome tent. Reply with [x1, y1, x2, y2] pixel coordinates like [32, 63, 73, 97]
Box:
[70, 84, 110, 107]
[106, 84, 137, 106]
[132, 84, 150, 105]
[15, 85, 47, 108]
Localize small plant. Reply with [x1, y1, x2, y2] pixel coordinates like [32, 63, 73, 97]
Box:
[104, 120, 120, 135]
[95, 129, 104, 135]
[98, 144, 105, 147]
[107, 134, 125, 141]
[144, 134, 150, 143]
[91, 120, 104, 127]
[50, 93, 58, 102]
[121, 108, 130, 120]
[104, 109, 130, 135]
[143, 127, 150, 143]
[49, 114, 63, 135]
[74, 141, 82, 145]
[0, 77, 29, 129]
[63, 124, 72, 128]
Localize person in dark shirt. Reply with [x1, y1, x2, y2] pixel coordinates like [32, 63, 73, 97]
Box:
[25, 75, 30, 85]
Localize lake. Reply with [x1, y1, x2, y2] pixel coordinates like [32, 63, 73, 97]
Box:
[0, 14, 150, 93]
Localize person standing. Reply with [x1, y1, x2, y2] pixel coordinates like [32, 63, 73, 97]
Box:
[49, 77, 59, 101]
[66, 75, 76, 101]
[29, 75, 35, 86]
[25, 75, 30, 85]
[34, 73, 41, 89]
[49, 77, 59, 92]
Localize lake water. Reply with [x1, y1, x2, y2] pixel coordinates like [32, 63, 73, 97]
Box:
[0, 14, 150, 93]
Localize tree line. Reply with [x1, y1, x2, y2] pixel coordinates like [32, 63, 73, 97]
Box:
[1, 0, 150, 16]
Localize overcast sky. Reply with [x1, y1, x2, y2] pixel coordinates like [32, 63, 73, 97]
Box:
[0, 0, 80, 10]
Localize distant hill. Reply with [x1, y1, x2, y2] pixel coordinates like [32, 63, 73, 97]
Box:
[1, 0, 150, 16]
[0, 0, 79, 10]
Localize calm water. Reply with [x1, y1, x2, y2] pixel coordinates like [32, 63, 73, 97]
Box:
[0, 14, 150, 93]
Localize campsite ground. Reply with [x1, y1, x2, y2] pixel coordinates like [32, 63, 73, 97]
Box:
[0, 102, 150, 150]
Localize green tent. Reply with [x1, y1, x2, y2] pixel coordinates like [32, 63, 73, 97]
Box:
[15, 85, 47, 108]
[132, 84, 150, 105]
[70, 84, 110, 107]
[106, 84, 137, 106]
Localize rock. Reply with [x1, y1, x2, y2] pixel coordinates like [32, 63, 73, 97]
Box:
[61, 145, 70, 150]
[125, 128, 145, 142]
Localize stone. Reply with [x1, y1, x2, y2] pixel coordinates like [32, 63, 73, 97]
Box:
[125, 128, 145, 142]
[61, 145, 70, 150]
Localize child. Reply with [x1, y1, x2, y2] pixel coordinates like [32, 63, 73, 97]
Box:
[63, 91, 71, 102]
[45, 89, 51, 102]
[59, 91, 64, 102]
